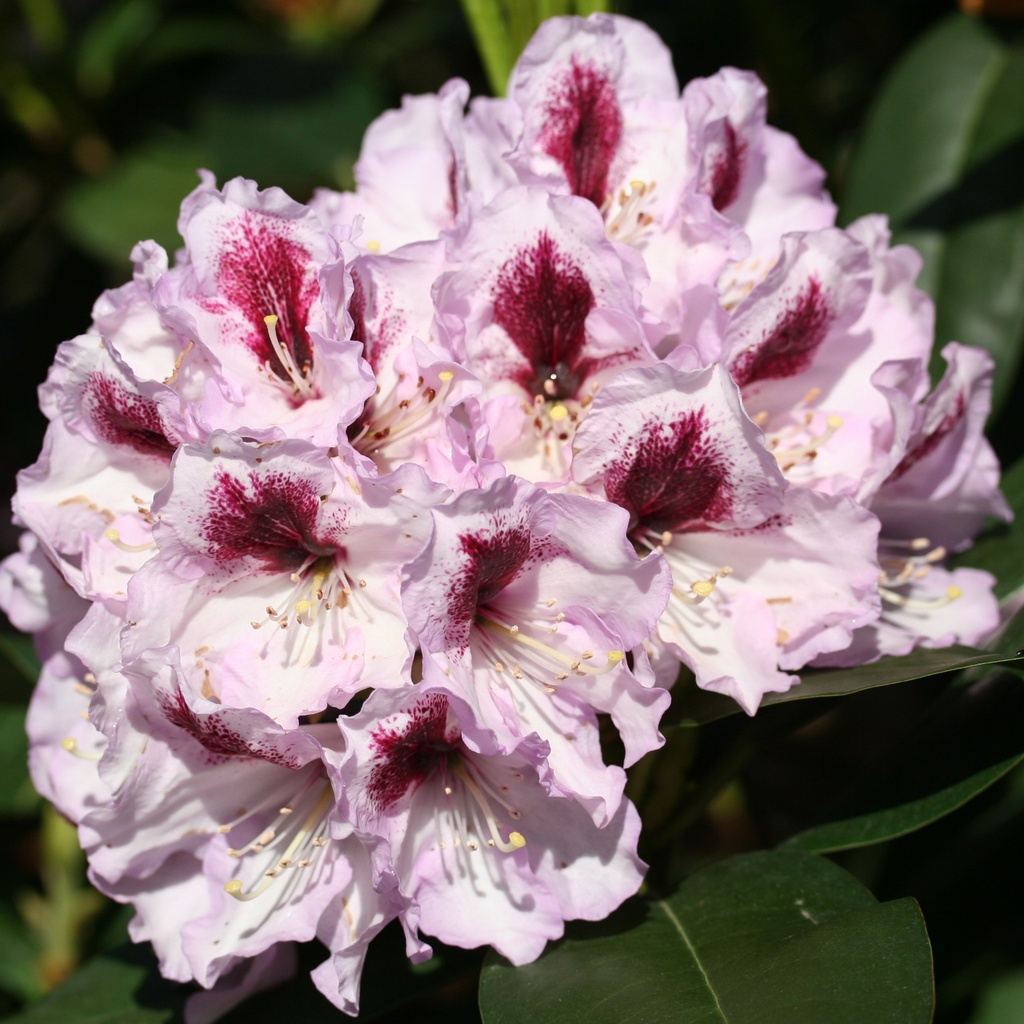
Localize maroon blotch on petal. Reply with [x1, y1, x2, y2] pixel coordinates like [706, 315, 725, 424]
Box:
[539, 57, 623, 207]
[730, 276, 831, 389]
[82, 373, 175, 460]
[214, 214, 318, 387]
[160, 688, 303, 768]
[706, 121, 746, 213]
[604, 409, 734, 534]
[201, 468, 337, 572]
[367, 693, 459, 813]
[493, 233, 596, 400]
[888, 392, 966, 482]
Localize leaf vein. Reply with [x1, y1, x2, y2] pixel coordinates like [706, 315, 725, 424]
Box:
[656, 899, 728, 1023]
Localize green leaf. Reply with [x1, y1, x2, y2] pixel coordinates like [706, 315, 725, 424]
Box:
[841, 13, 1024, 415]
[967, 968, 1024, 1024]
[669, 645, 1022, 726]
[479, 850, 934, 1024]
[197, 77, 382, 195]
[0, 905, 43, 1002]
[0, 704, 39, 816]
[75, 0, 162, 96]
[783, 753, 1024, 854]
[60, 139, 207, 267]
[0, 633, 41, 702]
[3, 945, 185, 1024]
[787, 666, 1024, 850]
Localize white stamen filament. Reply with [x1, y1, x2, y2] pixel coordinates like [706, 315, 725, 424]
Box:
[104, 528, 156, 553]
[224, 778, 333, 902]
[350, 371, 456, 458]
[880, 584, 962, 610]
[443, 760, 526, 855]
[602, 180, 657, 245]
[262, 314, 317, 401]
[61, 737, 102, 760]
[879, 538, 947, 587]
[771, 414, 843, 472]
[478, 616, 624, 680]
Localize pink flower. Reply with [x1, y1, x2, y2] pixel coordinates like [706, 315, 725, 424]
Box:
[573, 362, 881, 711]
[122, 433, 443, 724]
[403, 474, 671, 821]
[331, 688, 645, 964]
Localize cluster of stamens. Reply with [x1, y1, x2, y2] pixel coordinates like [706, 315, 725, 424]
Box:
[718, 254, 777, 311]
[602, 180, 657, 246]
[436, 758, 526, 855]
[474, 602, 625, 696]
[222, 771, 333, 902]
[61, 671, 102, 760]
[260, 314, 318, 401]
[349, 370, 456, 463]
[755, 392, 843, 474]
[878, 536, 962, 609]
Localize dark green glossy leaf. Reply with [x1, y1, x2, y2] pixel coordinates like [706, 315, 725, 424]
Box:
[841, 13, 1024, 414]
[479, 850, 934, 1024]
[783, 753, 1024, 854]
[669, 645, 1021, 726]
[792, 667, 1024, 847]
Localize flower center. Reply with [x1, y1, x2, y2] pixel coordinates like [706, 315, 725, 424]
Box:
[347, 371, 456, 463]
[878, 536, 962, 610]
[602, 180, 657, 246]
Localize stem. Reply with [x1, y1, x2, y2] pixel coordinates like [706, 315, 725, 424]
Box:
[459, 0, 514, 96]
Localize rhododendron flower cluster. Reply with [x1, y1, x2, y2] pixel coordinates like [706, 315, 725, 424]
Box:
[0, 12, 1010, 1018]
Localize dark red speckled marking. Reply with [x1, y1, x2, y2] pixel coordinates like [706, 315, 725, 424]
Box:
[706, 121, 746, 212]
[730, 277, 831, 389]
[447, 151, 460, 221]
[202, 467, 337, 572]
[493, 233, 596, 400]
[348, 271, 369, 349]
[888, 391, 966, 482]
[604, 409, 734, 534]
[434, 522, 536, 651]
[82, 373, 175, 460]
[160, 687, 302, 767]
[539, 57, 623, 207]
[214, 214, 318, 388]
[367, 693, 459, 812]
